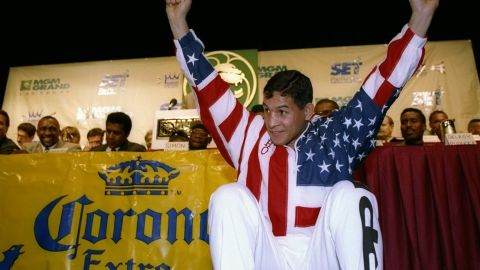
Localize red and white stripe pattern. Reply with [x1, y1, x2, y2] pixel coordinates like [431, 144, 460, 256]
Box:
[363, 24, 426, 107]
[174, 24, 426, 236]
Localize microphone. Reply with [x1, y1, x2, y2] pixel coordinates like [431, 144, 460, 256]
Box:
[167, 98, 177, 110]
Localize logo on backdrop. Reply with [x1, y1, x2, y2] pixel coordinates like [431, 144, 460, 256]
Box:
[330, 58, 363, 84]
[76, 106, 122, 121]
[98, 71, 129, 96]
[411, 62, 447, 115]
[19, 78, 70, 95]
[257, 65, 288, 79]
[162, 73, 181, 88]
[415, 62, 446, 77]
[98, 156, 180, 196]
[182, 50, 258, 108]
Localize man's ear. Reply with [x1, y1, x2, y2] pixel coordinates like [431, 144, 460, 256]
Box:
[303, 103, 315, 120]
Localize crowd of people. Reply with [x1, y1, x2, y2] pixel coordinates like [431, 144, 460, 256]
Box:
[0, 109, 214, 154]
[1, 104, 479, 156]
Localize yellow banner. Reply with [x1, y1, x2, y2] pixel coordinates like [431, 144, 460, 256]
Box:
[0, 150, 236, 270]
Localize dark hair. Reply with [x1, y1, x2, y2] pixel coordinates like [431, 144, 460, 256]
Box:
[251, 104, 264, 113]
[401, 108, 426, 124]
[0, 110, 10, 127]
[384, 115, 394, 126]
[468, 118, 480, 127]
[87, 127, 105, 138]
[106, 112, 132, 136]
[315, 98, 339, 110]
[263, 70, 313, 109]
[190, 120, 208, 132]
[18, 122, 36, 137]
[38, 115, 60, 128]
[169, 129, 189, 142]
[428, 110, 448, 122]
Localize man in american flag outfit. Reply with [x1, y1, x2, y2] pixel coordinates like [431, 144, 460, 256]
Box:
[165, 0, 438, 269]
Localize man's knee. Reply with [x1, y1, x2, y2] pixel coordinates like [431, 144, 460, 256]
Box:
[330, 180, 377, 208]
[325, 181, 381, 269]
[210, 183, 254, 210]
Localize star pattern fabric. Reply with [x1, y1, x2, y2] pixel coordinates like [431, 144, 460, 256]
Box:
[296, 88, 390, 186]
[174, 25, 426, 236]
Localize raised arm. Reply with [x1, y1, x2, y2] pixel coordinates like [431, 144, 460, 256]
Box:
[335, 0, 439, 169]
[165, 0, 191, 39]
[165, 0, 253, 169]
[408, 0, 439, 37]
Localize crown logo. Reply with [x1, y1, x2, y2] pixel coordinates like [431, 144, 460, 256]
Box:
[98, 156, 180, 196]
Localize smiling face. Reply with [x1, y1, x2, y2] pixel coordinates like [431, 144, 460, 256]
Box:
[263, 92, 314, 148]
[189, 127, 211, 150]
[37, 117, 60, 147]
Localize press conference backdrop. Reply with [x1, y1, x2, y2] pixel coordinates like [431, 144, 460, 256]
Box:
[2, 40, 479, 145]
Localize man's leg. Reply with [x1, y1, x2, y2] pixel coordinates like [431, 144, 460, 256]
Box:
[307, 180, 383, 270]
[208, 183, 287, 270]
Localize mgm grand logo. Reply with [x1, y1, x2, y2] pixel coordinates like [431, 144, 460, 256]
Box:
[98, 157, 180, 196]
[182, 50, 258, 107]
[20, 78, 70, 91]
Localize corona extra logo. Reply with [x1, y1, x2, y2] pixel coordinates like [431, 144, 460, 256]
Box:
[182, 50, 258, 107]
[98, 156, 180, 196]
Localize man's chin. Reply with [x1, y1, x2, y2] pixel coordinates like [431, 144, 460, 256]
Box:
[41, 141, 55, 147]
[269, 137, 286, 146]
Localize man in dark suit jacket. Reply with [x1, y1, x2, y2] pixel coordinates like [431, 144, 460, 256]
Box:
[23, 115, 81, 153]
[0, 110, 20, 154]
[90, 112, 146, 152]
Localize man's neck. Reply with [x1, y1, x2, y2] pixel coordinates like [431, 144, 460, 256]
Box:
[43, 142, 58, 151]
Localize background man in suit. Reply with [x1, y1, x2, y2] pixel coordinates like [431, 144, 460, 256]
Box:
[376, 115, 404, 143]
[314, 98, 339, 118]
[468, 118, 480, 135]
[82, 127, 104, 151]
[24, 116, 81, 153]
[90, 112, 146, 152]
[400, 108, 426, 145]
[0, 110, 20, 154]
[188, 121, 212, 150]
[17, 122, 36, 149]
[428, 110, 448, 139]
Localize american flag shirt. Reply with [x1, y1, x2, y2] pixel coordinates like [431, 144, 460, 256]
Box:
[174, 24, 426, 237]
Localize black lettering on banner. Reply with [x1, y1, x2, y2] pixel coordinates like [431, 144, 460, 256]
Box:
[359, 196, 378, 270]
